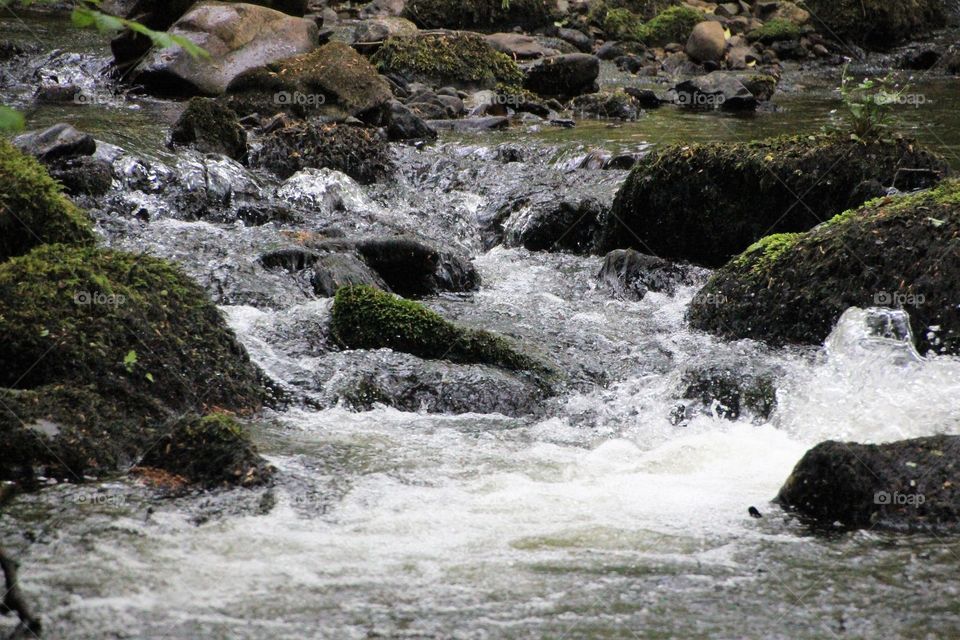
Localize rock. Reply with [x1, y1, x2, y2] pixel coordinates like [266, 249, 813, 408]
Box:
[569, 89, 642, 120]
[226, 41, 392, 121]
[798, 0, 946, 50]
[402, 0, 557, 30]
[170, 97, 247, 160]
[899, 47, 942, 71]
[596, 249, 699, 300]
[689, 180, 960, 355]
[556, 27, 593, 52]
[133, 1, 319, 96]
[425, 116, 510, 131]
[13, 123, 95, 162]
[254, 120, 392, 183]
[746, 18, 802, 44]
[673, 71, 758, 111]
[601, 134, 949, 267]
[685, 20, 726, 63]
[623, 86, 666, 107]
[371, 32, 524, 89]
[310, 252, 390, 297]
[384, 100, 438, 140]
[139, 413, 273, 487]
[47, 157, 114, 197]
[352, 236, 479, 296]
[351, 16, 418, 43]
[762, 1, 809, 25]
[677, 362, 779, 422]
[331, 285, 546, 373]
[523, 53, 600, 98]
[485, 32, 559, 59]
[776, 435, 960, 530]
[0, 138, 95, 261]
[636, 5, 704, 46]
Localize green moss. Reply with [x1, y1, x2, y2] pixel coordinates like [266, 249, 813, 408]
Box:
[331, 285, 543, 373]
[170, 97, 246, 160]
[747, 19, 802, 44]
[638, 5, 704, 46]
[797, 0, 945, 49]
[0, 244, 265, 412]
[735, 232, 802, 274]
[589, 0, 679, 26]
[603, 8, 644, 40]
[371, 32, 524, 89]
[0, 137, 94, 262]
[403, 0, 556, 30]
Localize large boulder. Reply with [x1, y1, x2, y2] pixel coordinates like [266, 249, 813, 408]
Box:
[522, 53, 600, 98]
[254, 120, 392, 183]
[685, 20, 726, 62]
[371, 32, 523, 89]
[133, 1, 318, 96]
[797, 0, 946, 50]
[0, 137, 95, 261]
[12, 123, 95, 162]
[689, 180, 960, 355]
[402, 0, 557, 30]
[331, 285, 546, 373]
[225, 41, 393, 121]
[672, 71, 759, 111]
[601, 134, 950, 267]
[776, 435, 960, 530]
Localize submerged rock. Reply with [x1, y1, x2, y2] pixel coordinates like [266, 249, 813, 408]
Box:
[170, 97, 248, 160]
[677, 362, 780, 422]
[134, 1, 318, 95]
[601, 134, 950, 267]
[523, 53, 600, 99]
[331, 285, 546, 373]
[597, 249, 700, 300]
[13, 123, 96, 162]
[776, 435, 960, 530]
[352, 236, 479, 297]
[689, 180, 960, 355]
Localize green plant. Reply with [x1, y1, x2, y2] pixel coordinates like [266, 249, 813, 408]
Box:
[836, 64, 906, 141]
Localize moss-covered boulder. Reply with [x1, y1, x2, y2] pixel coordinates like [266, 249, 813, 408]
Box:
[403, 0, 556, 30]
[371, 32, 523, 89]
[0, 244, 265, 409]
[255, 120, 392, 183]
[170, 97, 247, 160]
[331, 285, 543, 372]
[601, 134, 950, 267]
[140, 413, 273, 487]
[689, 180, 960, 355]
[746, 19, 802, 45]
[593, 0, 680, 22]
[798, 0, 946, 50]
[603, 5, 704, 45]
[776, 435, 960, 530]
[225, 41, 392, 121]
[0, 137, 94, 262]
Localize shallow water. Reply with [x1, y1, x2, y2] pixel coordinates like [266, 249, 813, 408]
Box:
[3, 15, 960, 640]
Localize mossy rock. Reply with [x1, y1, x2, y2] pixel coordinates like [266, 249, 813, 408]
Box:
[371, 32, 524, 89]
[170, 97, 247, 160]
[331, 285, 545, 373]
[0, 137, 95, 262]
[255, 120, 392, 183]
[403, 0, 556, 30]
[0, 244, 266, 411]
[601, 134, 950, 267]
[689, 180, 960, 355]
[747, 19, 802, 44]
[226, 41, 392, 121]
[570, 89, 641, 120]
[797, 0, 945, 50]
[604, 5, 705, 45]
[140, 413, 273, 487]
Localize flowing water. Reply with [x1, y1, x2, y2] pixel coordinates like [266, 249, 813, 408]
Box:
[2, 14, 960, 640]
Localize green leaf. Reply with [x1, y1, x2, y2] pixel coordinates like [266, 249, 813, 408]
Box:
[145, 372, 155, 383]
[123, 349, 138, 371]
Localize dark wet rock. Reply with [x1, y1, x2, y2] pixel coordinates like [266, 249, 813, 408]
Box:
[33, 83, 82, 104]
[677, 362, 780, 422]
[331, 285, 546, 373]
[689, 180, 960, 356]
[799, 0, 946, 50]
[597, 249, 700, 300]
[623, 86, 666, 107]
[133, 1, 319, 96]
[139, 413, 273, 487]
[310, 252, 390, 297]
[371, 32, 524, 89]
[353, 236, 479, 297]
[601, 134, 950, 267]
[673, 71, 758, 111]
[259, 247, 321, 271]
[254, 120, 392, 183]
[402, 0, 557, 30]
[0, 138, 95, 261]
[324, 351, 547, 416]
[556, 27, 593, 52]
[170, 97, 247, 160]
[13, 123, 96, 162]
[523, 53, 600, 99]
[776, 435, 960, 530]
[225, 41, 392, 121]
[899, 47, 942, 71]
[47, 156, 114, 197]
[384, 100, 438, 141]
[569, 89, 642, 120]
